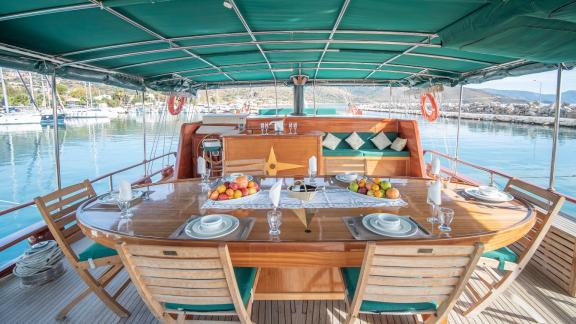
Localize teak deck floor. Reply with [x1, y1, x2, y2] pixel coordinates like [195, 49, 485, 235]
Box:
[1, 262, 574, 324]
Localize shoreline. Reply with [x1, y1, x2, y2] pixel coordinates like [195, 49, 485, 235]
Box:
[360, 107, 576, 128]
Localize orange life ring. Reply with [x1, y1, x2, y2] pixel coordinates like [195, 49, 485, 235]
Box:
[420, 93, 439, 122]
[168, 96, 186, 115]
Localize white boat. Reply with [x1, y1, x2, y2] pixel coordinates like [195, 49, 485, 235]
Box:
[64, 108, 114, 119]
[0, 112, 41, 125]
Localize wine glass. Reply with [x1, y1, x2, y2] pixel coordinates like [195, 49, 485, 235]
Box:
[293, 122, 298, 134]
[426, 194, 439, 224]
[438, 207, 454, 232]
[288, 123, 294, 134]
[267, 209, 282, 236]
[201, 168, 211, 191]
[117, 198, 133, 219]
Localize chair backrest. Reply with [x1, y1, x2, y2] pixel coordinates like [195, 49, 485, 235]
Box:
[223, 158, 266, 176]
[324, 158, 366, 175]
[504, 178, 565, 266]
[350, 243, 483, 321]
[34, 180, 97, 262]
[117, 243, 250, 322]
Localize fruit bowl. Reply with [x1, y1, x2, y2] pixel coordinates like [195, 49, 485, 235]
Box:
[347, 178, 401, 200]
[208, 176, 260, 203]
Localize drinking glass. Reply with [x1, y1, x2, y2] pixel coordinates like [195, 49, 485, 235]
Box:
[288, 123, 294, 134]
[267, 209, 282, 236]
[260, 123, 265, 135]
[293, 122, 298, 134]
[438, 207, 454, 232]
[426, 199, 439, 224]
[441, 175, 452, 189]
[117, 199, 132, 219]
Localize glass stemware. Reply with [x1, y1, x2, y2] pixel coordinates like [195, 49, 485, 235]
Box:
[117, 199, 132, 219]
[267, 209, 282, 236]
[288, 123, 294, 134]
[438, 207, 454, 232]
[293, 122, 298, 134]
[426, 198, 439, 224]
[201, 168, 211, 191]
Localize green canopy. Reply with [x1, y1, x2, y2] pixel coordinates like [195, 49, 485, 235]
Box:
[0, 0, 574, 94]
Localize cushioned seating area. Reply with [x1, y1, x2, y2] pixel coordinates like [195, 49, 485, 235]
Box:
[258, 108, 338, 115]
[340, 267, 437, 313]
[322, 132, 409, 157]
[359, 149, 411, 157]
[322, 149, 364, 157]
[483, 247, 519, 270]
[78, 242, 118, 262]
[165, 267, 257, 312]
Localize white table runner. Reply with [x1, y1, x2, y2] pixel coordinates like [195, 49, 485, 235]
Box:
[201, 189, 407, 209]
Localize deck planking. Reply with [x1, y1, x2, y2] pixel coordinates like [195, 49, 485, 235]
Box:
[0, 263, 575, 324]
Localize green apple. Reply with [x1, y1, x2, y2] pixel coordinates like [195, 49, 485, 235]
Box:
[367, 190, 375, 196]
[380, 181, 392, 191]
[349, 182, 359, 192]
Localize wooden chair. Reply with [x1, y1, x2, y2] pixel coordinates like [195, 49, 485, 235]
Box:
[462, 178, 565, 318]
[223, 158, 266, 176]
[324, 158, 366, 175]
[117, 242, 260, 324]
[342, 243, 484, 324]
[34, 180, 130, 320]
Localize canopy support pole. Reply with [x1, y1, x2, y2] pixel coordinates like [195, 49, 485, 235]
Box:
[0, 68, 8, 113]
[455, 85, 464, 176]
[142, 90, 147, 177]
[313, 81, 318, 116]
[51, 73, 62, 190]
[549, 65, 563, 190]
[388, 85, 392, 118]
[275, 81, 279, 117]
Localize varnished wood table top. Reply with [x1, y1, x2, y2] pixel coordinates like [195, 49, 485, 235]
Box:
[77, 177, 534, 267]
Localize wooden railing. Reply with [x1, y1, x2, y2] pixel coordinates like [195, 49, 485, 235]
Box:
[0, 152, 177, 275]
[423, 149, 576, 209]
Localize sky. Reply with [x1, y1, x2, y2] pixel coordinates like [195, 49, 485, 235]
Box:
[466, 69, 575, 94]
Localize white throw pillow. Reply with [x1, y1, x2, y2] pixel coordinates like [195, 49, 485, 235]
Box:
[370, 132, 392, 150]
[345, 132, 365, 150]
[322, 133, 341, 150]
[390, 137, 408, 151]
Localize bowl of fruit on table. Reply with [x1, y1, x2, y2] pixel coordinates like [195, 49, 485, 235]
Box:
[347, 178, 401, 200]
[208, 176, 260, 203]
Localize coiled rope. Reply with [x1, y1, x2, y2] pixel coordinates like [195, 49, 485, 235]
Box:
[13, 240, 64, 277]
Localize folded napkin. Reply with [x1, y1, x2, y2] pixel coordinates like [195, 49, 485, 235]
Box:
[431, 157, 441, 176]
[118, 180, 132, 201]
[427, 180, 442, 205]
[269, 180, 283, 208]
[197, 156, 206, 175]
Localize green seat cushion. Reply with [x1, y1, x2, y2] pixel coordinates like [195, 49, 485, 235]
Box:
[165, 267, 257, 312]
[360, 149, 411, 157]
[483, 247, 518, 270]
[340, 267, 437, 313]
[78, 243, 118, 262]
[322, 148, 364, 157]
[329, 132, 398, 150]
[258, 108, 338, 115]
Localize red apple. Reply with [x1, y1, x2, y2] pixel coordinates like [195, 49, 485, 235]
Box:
[218, 193, 229, 200]
[240, 188, 248, 196]
[358, 187, 368, 195]
[247, 181, 256, 188]
[223, 181, 230, 188]
[225, 188, 234, 197]
[229, 182, 239, 190]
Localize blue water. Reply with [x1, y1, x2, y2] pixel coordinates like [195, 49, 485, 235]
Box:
[1, 111, 575, 266]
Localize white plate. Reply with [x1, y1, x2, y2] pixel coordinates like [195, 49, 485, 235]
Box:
[210, 189, 261, 204]
[335, 173, 358, 183]
[347, 188, 402, 203]
[185, 215, 239, 239]
[97, 190, 144, 205]
[362, 214, 418, 237]
[464, 188, 514, 203]
[221, 174, 254, 183]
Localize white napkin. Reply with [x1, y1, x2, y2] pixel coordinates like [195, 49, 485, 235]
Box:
[269, 180, 283, 208]
[427, 180, 442, 205]
[118, 180, 133, 201]
[309, 156, 317, 174]
[431, 157, 441, 176]
[197, 156, 206, 175]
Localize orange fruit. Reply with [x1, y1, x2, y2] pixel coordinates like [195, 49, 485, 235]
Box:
[225, 188, 234, 197]
[233, 190, 243, 199]
[374, 190, 383, 198]
[386, 188, 400, 199]
[358, 179, 366, 188]
[371, 184, 380, 192]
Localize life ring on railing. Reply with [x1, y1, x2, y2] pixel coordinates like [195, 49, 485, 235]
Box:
[168, 96, 186, 115]
[420, 93, 439, 122]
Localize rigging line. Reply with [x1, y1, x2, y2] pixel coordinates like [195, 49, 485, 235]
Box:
[147, 97, 165, 175]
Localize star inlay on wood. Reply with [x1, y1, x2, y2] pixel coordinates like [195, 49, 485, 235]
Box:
[265, 146, 302, 176]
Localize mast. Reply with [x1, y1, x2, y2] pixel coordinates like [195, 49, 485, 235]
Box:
[0, 68, 8, 113]
[51, 73, 62, 190]
[549, 65, 563, 190]
[88, 82, 93, 108]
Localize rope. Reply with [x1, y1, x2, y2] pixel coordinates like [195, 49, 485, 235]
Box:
[13, 240, 64, 277]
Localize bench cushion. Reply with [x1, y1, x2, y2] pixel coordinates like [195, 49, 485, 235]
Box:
[165, 267, 257, 312]
[322, 148, 364, 157]
[340, 267, 437, 313]
[483, 247, 518, 270]
[78, 243, 118, 262]
[359, 149, 411, 157]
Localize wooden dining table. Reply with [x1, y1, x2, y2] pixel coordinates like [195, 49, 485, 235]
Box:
[77, 177, 534, 300]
